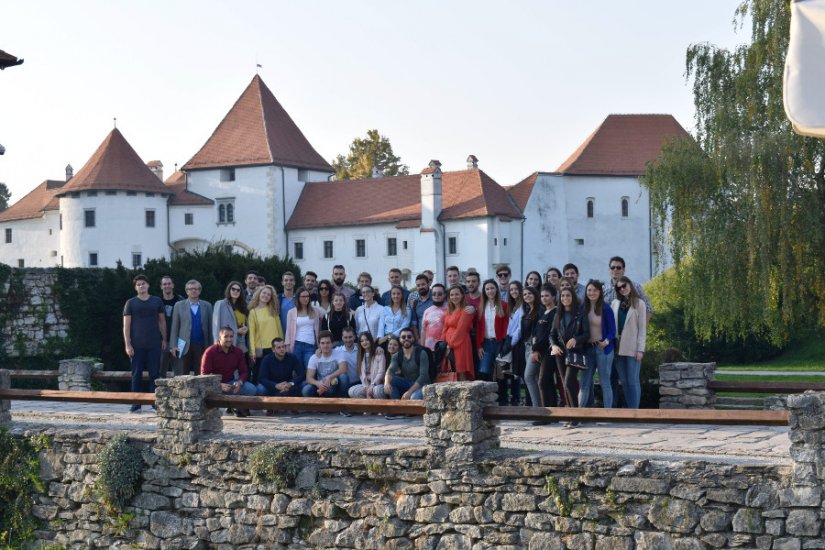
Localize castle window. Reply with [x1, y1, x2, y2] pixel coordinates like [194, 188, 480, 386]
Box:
[17, 259, 24, 268]
[132, 253, 142, 268]
[587, 198, 594, 218]
[621, 197, 629, 218]
[84, 209, 96, 228]
[184, 213, 193, 225]
[145, 210, 155, 228]
[220, 168, 236, 182]
[355, 239, 366, 258]
[448, 236, 458, 255]
[294, 242, 304, 260]
[217, 199, 235, 225]
[89, 252, 98, 267]
[323, 240, 334, 259]
[387, 237, 397, 257]
[4, 228, 10, 243]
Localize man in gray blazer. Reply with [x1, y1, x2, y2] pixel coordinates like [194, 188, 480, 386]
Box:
[169, 279, 213, 376]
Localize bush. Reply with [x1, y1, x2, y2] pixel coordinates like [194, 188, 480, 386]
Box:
[248, 444, 299, 489]
[0, 429, 49, 546]
[95, 434, 144, 512]
[644, 268, 781, 364]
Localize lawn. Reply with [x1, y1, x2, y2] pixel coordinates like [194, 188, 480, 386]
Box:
[715, 333, 825, 372]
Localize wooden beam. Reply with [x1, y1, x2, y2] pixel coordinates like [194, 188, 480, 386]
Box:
[205, 395, 426, 415]
[709, 381, 825, 393]
[7, 370, 60, 379]
[0, 389, 155, 405]
[483, 406, 789, 426]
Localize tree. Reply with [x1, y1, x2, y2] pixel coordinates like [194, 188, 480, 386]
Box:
[331, 129, 409, 180]
[643, 0, 825, 346]
[0, 182, 10, 211]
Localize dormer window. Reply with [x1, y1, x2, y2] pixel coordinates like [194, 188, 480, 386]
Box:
[220, 168, 236, 182]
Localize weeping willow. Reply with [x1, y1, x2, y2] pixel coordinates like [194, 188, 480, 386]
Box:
[644, 0, 825, 346]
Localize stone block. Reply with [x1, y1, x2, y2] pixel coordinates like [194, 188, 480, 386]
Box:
[784, 510, 820, 536]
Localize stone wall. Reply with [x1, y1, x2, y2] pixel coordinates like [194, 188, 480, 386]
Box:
[0, 267, 68, 356]
[3, 377, 825, 549]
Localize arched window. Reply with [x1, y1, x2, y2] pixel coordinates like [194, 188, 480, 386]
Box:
[586, 198, 594, 218]
[226, 203, 234, 223]
[218, 204, 226, 223]
[621, 197, 629, 218]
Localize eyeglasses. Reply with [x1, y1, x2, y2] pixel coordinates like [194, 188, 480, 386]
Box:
[610, 265, 623, 271]
[617, 284, 628, 291]
[185, 287, 199, 292]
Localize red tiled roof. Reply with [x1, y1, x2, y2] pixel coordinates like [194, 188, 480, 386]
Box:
[506, 172, 539, 211]
[0, 180, 64, 222]
[183, 75, 333, 173]
[58, 129, 171, 195]
[286, 169, 522, 230]
[555, 114, 691, 176]
[164, 171, 214, 206]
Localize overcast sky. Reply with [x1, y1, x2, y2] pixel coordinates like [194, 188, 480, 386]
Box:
[0, 1, 747, 203]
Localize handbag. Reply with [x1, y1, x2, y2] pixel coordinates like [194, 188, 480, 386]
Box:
[565, 351, 588, 370]
[434, 346, 458, 383]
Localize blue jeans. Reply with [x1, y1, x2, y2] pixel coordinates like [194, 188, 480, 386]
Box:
[580, 347, 614, 408]
[389, 376, 423, 400]
[256, 382, 302, 397]
[478, 338, 499, 377]
[131, 347, 161, 394]
[293, 340, 317, 369]
[301, 379, 344, 398]
[614, 355, 641, 409]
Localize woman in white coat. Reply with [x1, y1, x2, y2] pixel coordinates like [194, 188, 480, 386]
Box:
[611, 276, 647, 409]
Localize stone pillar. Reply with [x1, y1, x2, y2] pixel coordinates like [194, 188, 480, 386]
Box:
[155, 375, 223, 452]
[57, 358, 100, 391]
[0, 369, 10, 424]
[787, 392, 825, 488]
[658, 362, 716, 409]
[423, 381, 499, 464]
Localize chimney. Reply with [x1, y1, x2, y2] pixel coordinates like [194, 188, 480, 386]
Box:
[65, 164, 73, 181]
[466, 154, 478, 169]
[372, 165, 384, 178]
[420, 160, 442, 230]
[147, 160, 164, 181]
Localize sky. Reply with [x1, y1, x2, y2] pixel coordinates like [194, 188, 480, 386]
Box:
[0, 1, 748, 204]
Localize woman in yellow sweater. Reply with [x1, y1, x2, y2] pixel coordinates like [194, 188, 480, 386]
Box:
[248, 285, 283, 383]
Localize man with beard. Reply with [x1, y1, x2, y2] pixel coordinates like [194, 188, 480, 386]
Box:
[331, 264, 354, 300]
[383, 327, 430, 412]
[420, 283, 448, 350]
[381, 267, 409, 305]
[464, 270, 482, 374]
[408, 273, 433, 343]
[244, 271, 260, 303]
[159, 275, 182, 376]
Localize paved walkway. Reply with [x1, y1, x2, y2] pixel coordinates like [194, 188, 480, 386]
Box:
[9, 401, 791, 466]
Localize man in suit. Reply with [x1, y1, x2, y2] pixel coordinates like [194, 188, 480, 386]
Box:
[169, 279, 213, 376]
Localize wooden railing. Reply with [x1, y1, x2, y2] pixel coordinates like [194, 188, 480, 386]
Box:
[7, 370, 170, 382]
[0, 389, 789, 426]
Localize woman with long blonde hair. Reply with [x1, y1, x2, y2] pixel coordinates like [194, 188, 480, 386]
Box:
[248, 285, 283, 383]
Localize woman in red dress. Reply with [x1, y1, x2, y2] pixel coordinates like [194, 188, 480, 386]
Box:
[443, 285, 477, 381]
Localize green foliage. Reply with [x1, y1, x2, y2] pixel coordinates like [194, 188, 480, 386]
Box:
[643, 0, 825, 347]
[95, 434, 144, 512]
[248, 444, 299, 489]
[0, 429, 50, 546]
[332, 129, 409, 180]
[0, 182, 10, 212]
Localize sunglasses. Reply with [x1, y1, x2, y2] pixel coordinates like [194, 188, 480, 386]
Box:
[617, 284, 629, 291]
[610, 265, 623, 271]
[230, 287, 241, 292]
[496, 273, 509, 278]
[400, 334, 414, 340]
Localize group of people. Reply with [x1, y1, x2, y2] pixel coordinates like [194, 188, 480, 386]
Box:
[122, 258, 651, 424]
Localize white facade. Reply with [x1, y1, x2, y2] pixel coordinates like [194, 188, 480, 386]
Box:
[59, 192, 170, 268]
[521, 173, 655, 285]
[184, 165, 331, 257]
[0, 211, 60, 268]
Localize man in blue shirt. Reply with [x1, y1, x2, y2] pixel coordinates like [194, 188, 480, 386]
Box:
[257, 337, 305, 401]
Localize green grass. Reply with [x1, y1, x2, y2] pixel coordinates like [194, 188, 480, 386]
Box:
[716, 334, 825, 371]
[714, 374, 825, 383]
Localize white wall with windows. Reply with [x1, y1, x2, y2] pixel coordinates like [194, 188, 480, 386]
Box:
[58, 192, 169, 267]
[185, 165, 331, 258]
[521, 173, 656, 285]
[169, 204, 214, 255]
[0, 211, 61, 267]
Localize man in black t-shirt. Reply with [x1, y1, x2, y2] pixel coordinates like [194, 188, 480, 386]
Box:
[159, 275, 183, 377]
[123, 274, 166, 413]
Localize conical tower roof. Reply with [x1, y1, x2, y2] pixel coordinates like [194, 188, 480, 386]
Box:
[182, 75, 332, 172]
[58, 128, 170, 195]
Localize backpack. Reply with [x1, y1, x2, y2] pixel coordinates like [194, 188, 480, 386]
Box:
[394, 344, 437, 383]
